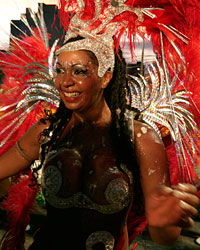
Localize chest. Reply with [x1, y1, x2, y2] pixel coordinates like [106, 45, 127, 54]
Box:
[41, 125, 133, 212]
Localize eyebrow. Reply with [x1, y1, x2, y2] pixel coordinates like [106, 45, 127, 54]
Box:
[56, 62, 89, 67]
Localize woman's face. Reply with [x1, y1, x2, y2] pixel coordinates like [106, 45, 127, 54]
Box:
[55, 50, 106, 113]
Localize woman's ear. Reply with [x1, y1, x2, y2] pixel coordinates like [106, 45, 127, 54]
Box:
[101, 71, 113, 89]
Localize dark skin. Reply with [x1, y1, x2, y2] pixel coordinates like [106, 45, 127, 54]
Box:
[0, 50, 199, 249]
[134, 120, 199, 245]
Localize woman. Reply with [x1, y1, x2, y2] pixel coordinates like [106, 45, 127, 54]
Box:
[0, 44, 199, 250]
[1, 1, 200, 249]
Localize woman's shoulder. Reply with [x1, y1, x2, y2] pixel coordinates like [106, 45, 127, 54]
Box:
[134, 119, 149, 132]
[133, 120, 163, 146]
[134, 119, 154, 136]
[133, 120, 168, 175]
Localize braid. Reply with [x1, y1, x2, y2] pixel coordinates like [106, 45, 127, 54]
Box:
[32, 101, 72, 179]
[33, 49, 141, 201]
[105, 50, 133, 164]
[104, 49, 142, 203]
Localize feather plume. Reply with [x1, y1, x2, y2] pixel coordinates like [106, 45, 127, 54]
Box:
[127, 59, 200, 183]
[0, 171, 39, 250]
[0, 8, 60, 156]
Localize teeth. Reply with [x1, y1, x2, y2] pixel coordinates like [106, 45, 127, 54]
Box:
[64, 92, 80, 97]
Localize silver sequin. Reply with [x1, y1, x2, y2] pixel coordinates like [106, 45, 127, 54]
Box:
[105, 178, 130, 206]
[86, 231, 114, 250]
[42, 165, 62, 195]
[42, 172, 131, 214]
[56, 0, 146, 77]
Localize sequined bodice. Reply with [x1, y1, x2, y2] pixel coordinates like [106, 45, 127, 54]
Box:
[41, 124, 134, 250]
[42, 124, 133, 213]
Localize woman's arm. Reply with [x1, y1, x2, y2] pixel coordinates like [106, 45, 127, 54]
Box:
[134, 120, 199, 245]
[0, 120, 50, 180]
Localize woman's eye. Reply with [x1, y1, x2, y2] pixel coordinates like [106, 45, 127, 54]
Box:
[73, 68, 88, 75]
[56, 68, 65, 74]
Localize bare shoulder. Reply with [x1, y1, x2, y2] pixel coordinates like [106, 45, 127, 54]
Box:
[134, 120, 162, 145]
[21, 119, 50, 146]
[134, 119, 168, 170]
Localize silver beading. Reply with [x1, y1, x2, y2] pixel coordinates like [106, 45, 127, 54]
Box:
[56, 0, 146, 77]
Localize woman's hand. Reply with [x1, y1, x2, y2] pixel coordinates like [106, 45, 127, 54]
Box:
[145, 183, 200, 228]
[134, 121, 199, 244]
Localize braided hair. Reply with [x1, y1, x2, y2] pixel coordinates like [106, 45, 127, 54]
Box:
[104, 49, 142, 195]
[34, 47, 141, 196]
[32, 47, 145, 232]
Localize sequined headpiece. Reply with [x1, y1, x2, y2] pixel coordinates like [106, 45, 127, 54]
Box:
[56, 0, 200, 183]
[56, 0, 149, 77]
[0, 2, 200, 250]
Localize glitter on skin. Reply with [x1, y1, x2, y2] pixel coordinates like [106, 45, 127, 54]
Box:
[148, 168, 156, 176]
[159, 174, 167, 185]
[56, 59, 96, 81]
[141, 126, 147, 134]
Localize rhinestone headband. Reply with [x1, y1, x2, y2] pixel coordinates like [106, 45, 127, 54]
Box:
[56, 0, 146, 77]
[56, 27, 115, 77]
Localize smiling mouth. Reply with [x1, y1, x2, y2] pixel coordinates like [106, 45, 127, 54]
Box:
[64, 92, 80, 98]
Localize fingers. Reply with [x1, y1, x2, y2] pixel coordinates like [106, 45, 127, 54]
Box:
[172, 183, 200, 206]
[150, 186, 173, 200]
[173, 183, 198, 194]
[173, 183, 200, 228]
[179, 200, 199, 217]
[147, 183, 200, 228]
[151, 184, 199, 205]
[173, 190, 199, 207]
[178, 216, 195, 228]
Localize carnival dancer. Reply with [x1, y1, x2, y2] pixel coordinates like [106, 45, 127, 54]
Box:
[0, 1, 200, 250]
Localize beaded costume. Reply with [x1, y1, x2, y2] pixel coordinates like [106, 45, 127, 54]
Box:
[31, 124, 135, 249]
[0, 1, 200, 250]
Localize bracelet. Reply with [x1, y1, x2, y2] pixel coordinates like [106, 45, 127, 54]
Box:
[16, 140, 33, 162]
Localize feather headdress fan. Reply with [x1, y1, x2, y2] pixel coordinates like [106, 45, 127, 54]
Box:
[57, 0, 200, 245]
[0, 0, 200, 249]
[58, 0, 200, 184]
[0, 7, 60, 156]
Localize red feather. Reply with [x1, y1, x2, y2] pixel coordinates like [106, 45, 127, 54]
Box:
[57, 0, 200, 243]
[0, 171, 39, 250]
[0, 30, 54, 156]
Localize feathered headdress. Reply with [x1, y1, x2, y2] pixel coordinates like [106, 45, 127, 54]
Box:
[57, 0, 200, 184]
[57, 3, 200, 245]
[0, 1, 200, 249]
[0, 7, 60, 157]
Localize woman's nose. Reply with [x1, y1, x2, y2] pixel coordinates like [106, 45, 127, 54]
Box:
[61, 72, 74, 87]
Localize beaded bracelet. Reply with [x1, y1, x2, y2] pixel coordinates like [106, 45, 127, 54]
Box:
[16, 140, 33, 162]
